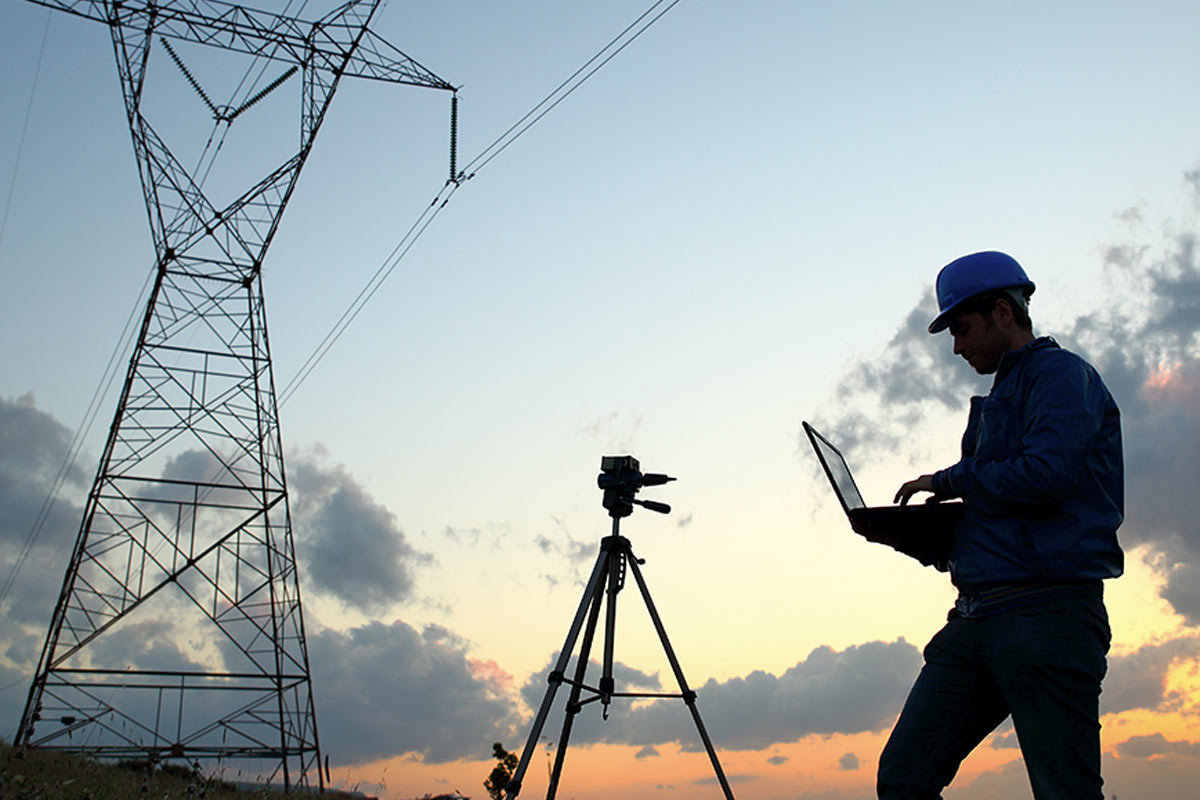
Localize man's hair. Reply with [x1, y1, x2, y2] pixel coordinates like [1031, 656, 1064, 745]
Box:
[955, 288, 1033, 330]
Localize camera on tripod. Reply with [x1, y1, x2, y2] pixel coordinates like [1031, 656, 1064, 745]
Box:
[597, 455, 675, 518]
[504, 456, 736, 800]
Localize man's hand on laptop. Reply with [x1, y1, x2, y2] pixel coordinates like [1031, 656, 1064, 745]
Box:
[895, 474, 936, 506]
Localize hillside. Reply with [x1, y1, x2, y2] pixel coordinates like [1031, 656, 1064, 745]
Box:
[0, 742, 379, 800]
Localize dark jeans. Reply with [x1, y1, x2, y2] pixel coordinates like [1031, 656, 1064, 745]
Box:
[877, 595, 1111, 800]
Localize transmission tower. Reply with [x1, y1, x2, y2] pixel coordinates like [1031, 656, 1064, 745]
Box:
[15, 0, 453, 789]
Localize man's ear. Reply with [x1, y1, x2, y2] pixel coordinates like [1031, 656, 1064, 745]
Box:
[992, 295, 1015, 326]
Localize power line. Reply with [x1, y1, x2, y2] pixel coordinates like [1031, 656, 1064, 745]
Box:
[5, 0, 684, 609]
[459, 0, 682, 180]
[0, 9, 52, 253]
[278, 0, 684, 404]
[278, 180, 461, 406]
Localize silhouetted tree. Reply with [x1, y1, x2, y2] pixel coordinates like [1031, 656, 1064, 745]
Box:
[484, 742, 519, 800]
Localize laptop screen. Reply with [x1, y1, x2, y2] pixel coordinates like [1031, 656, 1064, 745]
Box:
[803, 422, 866, 512]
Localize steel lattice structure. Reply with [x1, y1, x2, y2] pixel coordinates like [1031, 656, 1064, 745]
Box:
[16, 0, 452, 789]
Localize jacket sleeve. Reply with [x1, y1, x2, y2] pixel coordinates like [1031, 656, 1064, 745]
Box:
[932, 354, 1108, 508]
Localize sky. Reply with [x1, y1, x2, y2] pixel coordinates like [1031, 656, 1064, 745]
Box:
[2, 1, 1200, 798]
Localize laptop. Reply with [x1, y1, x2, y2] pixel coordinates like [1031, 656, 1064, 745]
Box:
[802, 421, 964, 565]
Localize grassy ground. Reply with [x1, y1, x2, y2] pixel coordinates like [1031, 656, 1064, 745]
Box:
[0, 741, 365, 800]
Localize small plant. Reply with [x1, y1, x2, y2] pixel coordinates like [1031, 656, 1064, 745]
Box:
[483, 742, 518, 800]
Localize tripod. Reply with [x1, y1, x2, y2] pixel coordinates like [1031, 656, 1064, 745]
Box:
[504, 457, 735, 800]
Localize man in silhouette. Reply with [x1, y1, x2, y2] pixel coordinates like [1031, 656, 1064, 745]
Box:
[878, 251, 1124, 800]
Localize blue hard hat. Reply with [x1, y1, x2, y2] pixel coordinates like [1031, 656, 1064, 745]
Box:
[928, 251, 1036, 333]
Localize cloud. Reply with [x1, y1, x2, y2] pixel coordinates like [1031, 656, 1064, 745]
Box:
[988, 726, 1020, 749]
[0, 394, 90, 636]
[1101, 635, 1200, 715]
[516, 639, 921, 752]
[812, 298, 985, 461]
[533, 517, 597, 589]
[86, 617, 206, 672]
[1065, 233, 1200, 623]
[838, 752, 861, 771]
[692, 773, 758, 786]
[0, 397, 485, 767]
[952, 743, 1200, 800]
[0, 394, 88, 538]
[0, 399, 434, 621]
[579, 411, 643, 453]
[635, 745, 659, 759]
[309, 619, 524, 766]
[767, 754, 789, 765]
[0, 661, 31, 733]
[519, 651, 662, 717]
[71, 441, 432, 615]
[288, 448, 431, 613]
[1116, 733, 1200, 759]
[815, 168, 1200, 623]
[534, 524, 594, 567]
[943, 757, 1029, 799]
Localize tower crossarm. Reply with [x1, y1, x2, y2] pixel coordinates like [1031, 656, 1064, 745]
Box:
[25, 0, 454, 90]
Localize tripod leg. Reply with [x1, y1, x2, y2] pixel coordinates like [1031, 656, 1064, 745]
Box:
[599, 542, 623, 717]
[546, 554, 609, 800]
[625, 554, 737, 800]
[504, 544, 610, 800]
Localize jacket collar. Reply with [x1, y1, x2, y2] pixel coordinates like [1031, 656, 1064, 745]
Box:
[993, 335, 1058, 384]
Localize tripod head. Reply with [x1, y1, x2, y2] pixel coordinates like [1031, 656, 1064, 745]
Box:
[597, 455, 675, 519]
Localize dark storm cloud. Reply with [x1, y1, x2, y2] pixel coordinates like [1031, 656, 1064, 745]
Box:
[289, 450, 431, 613]
[816, 171, 1200, 624]
[517, 639, 921, 752]
[308, 619, 523, 766]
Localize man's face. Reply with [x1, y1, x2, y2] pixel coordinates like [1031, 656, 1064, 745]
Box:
[948, 310, 1009, 374]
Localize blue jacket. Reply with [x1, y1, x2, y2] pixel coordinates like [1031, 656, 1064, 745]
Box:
[931, 337, 1124, 590]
